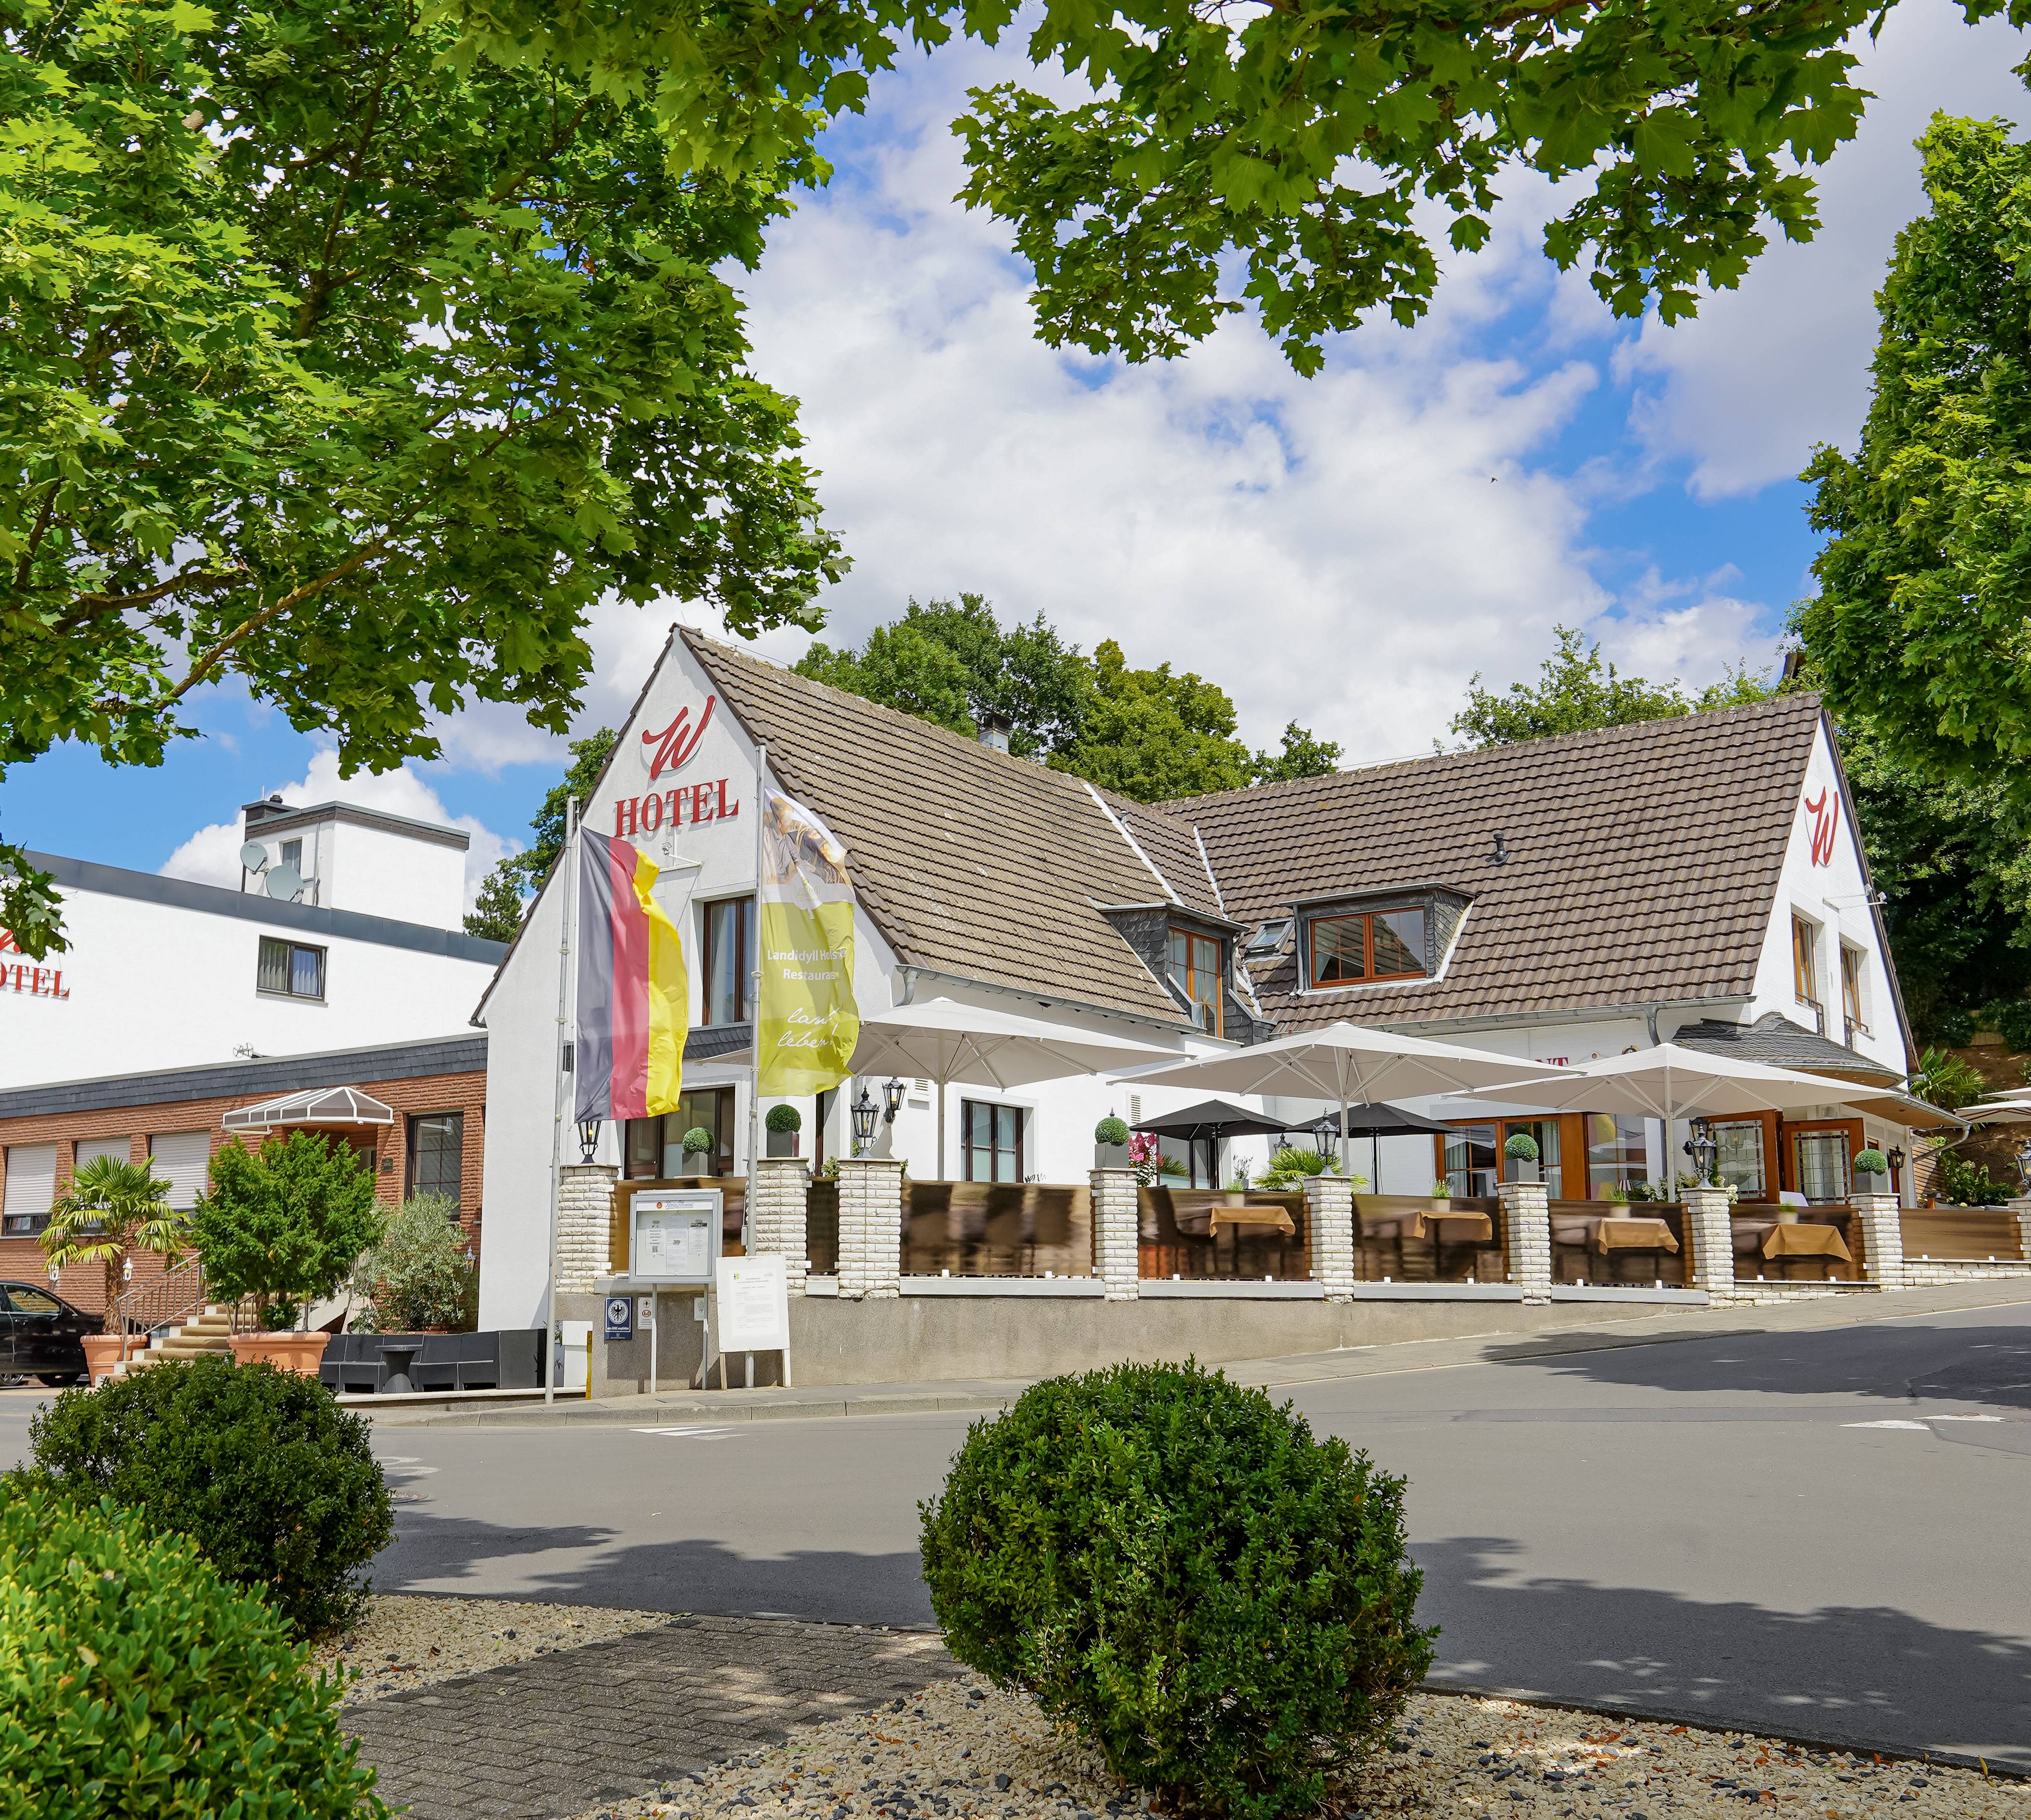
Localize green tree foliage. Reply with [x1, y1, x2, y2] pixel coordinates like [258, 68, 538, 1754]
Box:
[464, 726, 620, 939]
[190, 1134, 382, 1322]
[1451, 625, 1772, 748]
[40, 1157, 186, 1313]
[1800, 111, 2031, 792]
[0, 1481, 388, 1815]
[800, 601, 1339, 801]
[1, 0, 844, 956]
[28, 1358, 394, 1639]
[919, 1361, 1433, 1819]
[1907, 1046, 1990, 1113]
[347, 1194, 476, 1333]
[443, 0, 1910, 378]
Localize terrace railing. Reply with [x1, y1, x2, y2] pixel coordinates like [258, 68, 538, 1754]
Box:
[1728, 1205, 1862, 1283]
[1899, 1207, 2025, 1266]
[903, 1181, 1093, 1278]
[1139, 1187, 1310, 1282]
[1356, 1194, 1504, 1284]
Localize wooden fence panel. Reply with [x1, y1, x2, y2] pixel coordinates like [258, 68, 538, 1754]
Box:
[1138, 1187, 1310, 1281]
[1900, 1208, 2025, 1263]
[1355, 1194, 1504, 1284]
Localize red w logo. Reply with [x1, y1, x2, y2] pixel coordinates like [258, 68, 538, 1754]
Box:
[642, 696, 717, 782]
[1804, 787, 1839, 867]
[0, 930, 18, 953]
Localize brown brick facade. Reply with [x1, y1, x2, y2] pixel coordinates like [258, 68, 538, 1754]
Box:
[0, 1067, 486, 1313]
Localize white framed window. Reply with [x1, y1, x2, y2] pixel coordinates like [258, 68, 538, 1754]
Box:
[148, 1131, 210, 1210]
[257, 936, 325, 1000]
[2, 1144, 57, 1237]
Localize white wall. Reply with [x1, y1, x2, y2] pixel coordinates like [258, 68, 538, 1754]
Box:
[0, 884, 497, 1091]
[327, 821, 467, 928]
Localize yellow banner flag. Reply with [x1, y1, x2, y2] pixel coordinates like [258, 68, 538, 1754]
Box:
[755, 786, 859, 1096]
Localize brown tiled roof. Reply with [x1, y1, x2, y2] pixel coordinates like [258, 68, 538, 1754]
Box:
[680, 631, 1192, 1026]
[1101, 791, 1227, 918]
[1178, 695, 1828, 1031]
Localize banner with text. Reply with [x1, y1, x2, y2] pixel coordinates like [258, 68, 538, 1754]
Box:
[755, 787, 858, 1096]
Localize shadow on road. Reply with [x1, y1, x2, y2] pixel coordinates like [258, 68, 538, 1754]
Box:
[1413, 1534, 2031, 1766]
[371, 1508, 936, 1628]
[1481, 1320, 2031, 1411]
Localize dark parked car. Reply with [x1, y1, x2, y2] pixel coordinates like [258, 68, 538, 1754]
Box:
[0, 1281, 102, 1386]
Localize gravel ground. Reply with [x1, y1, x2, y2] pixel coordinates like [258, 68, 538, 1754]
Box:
[311, 1595, 668, 1703]
[546, 1677, 2031, 1820]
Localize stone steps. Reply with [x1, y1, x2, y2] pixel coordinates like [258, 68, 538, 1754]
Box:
[110, 1305, 237, 1378]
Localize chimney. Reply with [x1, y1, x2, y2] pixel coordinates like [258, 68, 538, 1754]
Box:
[978, 713, 1013, 754]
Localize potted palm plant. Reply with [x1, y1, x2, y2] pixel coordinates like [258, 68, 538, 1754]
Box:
[1503, 1131, 1541, 1184]
[1094, 1115, 1132, 1170]
[765, 1104, 803, 1158]
[41, 1155, 188, 1381]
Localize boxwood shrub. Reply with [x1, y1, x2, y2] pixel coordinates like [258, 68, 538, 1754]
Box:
[0, 1479, 387, 1818]
[28, 1356, 393, 1639]
[919, 1360, 1434, 1819]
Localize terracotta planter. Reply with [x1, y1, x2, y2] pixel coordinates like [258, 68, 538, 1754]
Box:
[228, 1333, 331, 1375]
[81, 1334, 125, 1386]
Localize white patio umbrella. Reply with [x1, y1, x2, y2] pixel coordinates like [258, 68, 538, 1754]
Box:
[1112, 1022, 1577, 1172]
[845, 999, 1182, 1178]
[1456, 1044, 1869, 1186]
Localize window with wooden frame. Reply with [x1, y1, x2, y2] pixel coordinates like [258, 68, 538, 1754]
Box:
[1166, 928, 1225, 1034]
[962, 1101, 1024, 1183]
[1791, 914, 1821, 1029]
[701, 896, 755, 1026]
[1309, 907, 1428, 988]
[1840, 944, 1869, 1041]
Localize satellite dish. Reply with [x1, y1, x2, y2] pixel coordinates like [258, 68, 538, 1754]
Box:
[239, 841, 270, 873]
[265, 864, 304, 902]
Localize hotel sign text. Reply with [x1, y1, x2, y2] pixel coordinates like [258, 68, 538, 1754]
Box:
[613, 693, 741, 838]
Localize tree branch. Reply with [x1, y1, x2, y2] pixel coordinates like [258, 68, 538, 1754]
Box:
[161, 542, 387, 707]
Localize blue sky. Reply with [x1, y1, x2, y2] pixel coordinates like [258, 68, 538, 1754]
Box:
[10, 0, 2030, 903]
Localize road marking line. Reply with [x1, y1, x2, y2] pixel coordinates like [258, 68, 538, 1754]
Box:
[1842, 1420, 1930, 1429]
[633, 1425, 732, 1438]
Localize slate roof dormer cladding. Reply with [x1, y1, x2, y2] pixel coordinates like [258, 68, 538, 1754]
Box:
[1672, 1011, 1903, 1085]
[1175, 694, 1829, 1031]
[680, 631, 1197, 1028]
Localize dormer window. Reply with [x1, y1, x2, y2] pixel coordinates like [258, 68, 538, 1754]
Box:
[1168, 928, 1224, 1034]
[1309, 906, 1428, 987]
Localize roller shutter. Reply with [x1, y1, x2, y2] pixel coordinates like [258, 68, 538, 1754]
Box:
[148, 1131, 211, 1210]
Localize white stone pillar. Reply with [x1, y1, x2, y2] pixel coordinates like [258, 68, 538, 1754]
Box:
[748, 1158, 811, 1296]
[1304, 1173, 1356, 1303]
[835, 1157, 903, 1299]
[1853, 1192, 1907, 1289]
[1681, 1185, 1734, 1297]
[2011, 1197, 2031, 1267]
[1498, 1180, 1552, 1302]
[1089, 1169, 1141, 1301]
[555, 1162, 620, 1293]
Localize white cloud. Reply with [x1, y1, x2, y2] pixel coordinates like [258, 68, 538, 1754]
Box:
[160, 748, 512, 910]
[1615, 0, 2031, 497]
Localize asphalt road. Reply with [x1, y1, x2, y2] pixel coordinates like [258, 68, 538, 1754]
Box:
[5, 1298, 2028, 1766]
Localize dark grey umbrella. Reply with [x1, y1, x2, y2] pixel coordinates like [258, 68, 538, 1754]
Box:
[1283, 1102, 1454, 1190]
[1131, 1098, 1291, 1188]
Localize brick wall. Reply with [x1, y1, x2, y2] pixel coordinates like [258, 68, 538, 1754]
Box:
[0, 1067, 486, 1312]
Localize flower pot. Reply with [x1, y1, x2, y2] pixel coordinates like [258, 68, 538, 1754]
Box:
[1221, 1190, 1247, 1208]
[1854, 1170, 1890, 1198]
[1505, 1159, 1540, 1184]
[81, 1334, 125, 1386]
[765, 1131, 801, 1158]
[1428, 1198, 1451, 1216]
[228, 1332, 331, 1376]
[1094, 1143, 1131, 1170]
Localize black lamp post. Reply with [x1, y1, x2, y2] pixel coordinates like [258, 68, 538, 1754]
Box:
[1682, 1118, 1719, 1187]
[577, 1115, 601, 1163]
[882, 1077, 906, 1124]
[850, 1086, 879, 1155]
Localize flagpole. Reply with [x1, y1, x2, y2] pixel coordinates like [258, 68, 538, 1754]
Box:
[542, 795, 578, 1408]
[748, 744, 766, 1248]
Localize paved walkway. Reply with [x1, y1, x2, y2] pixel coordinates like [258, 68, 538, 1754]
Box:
[370, 1279, 2031, 1430]
[343, 1614, 956, 1820]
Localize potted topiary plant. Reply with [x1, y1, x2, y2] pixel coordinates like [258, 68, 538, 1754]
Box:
[765, 1103, 803, 1158]
[1503, 1131, 1541, 1184]
[681, 1126, 715, 1175]
[1094, 1115, 1132, 1170]
[1852, 1148, 1891, 1196]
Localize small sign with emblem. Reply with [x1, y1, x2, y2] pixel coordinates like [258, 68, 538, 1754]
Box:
[603, 1294, 634, 1342]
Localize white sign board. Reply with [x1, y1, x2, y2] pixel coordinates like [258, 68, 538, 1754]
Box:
[715, 1254, 790, 1352]
[630, 1188, 720, 1284]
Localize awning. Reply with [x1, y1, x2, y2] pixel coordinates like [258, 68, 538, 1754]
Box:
[222, 1086, 397, 1132]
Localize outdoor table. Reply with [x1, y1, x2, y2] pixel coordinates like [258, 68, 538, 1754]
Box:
[1762, 1222, 1852, 1263]
[378, 1343, 420, 1395]
[1594, 1217, 1680, 1255]
[1423, 1211, 1495, 1242]
[1731, 1217, 1778, 1255]
[1208, 1206, 1297, 1235]
[1552, 1216, 1599, 1246]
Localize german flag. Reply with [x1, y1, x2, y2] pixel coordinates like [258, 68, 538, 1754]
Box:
[574, 831, 687, 1121]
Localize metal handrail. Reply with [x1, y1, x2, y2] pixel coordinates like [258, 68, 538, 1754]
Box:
[111, 1255, 207, 1363]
